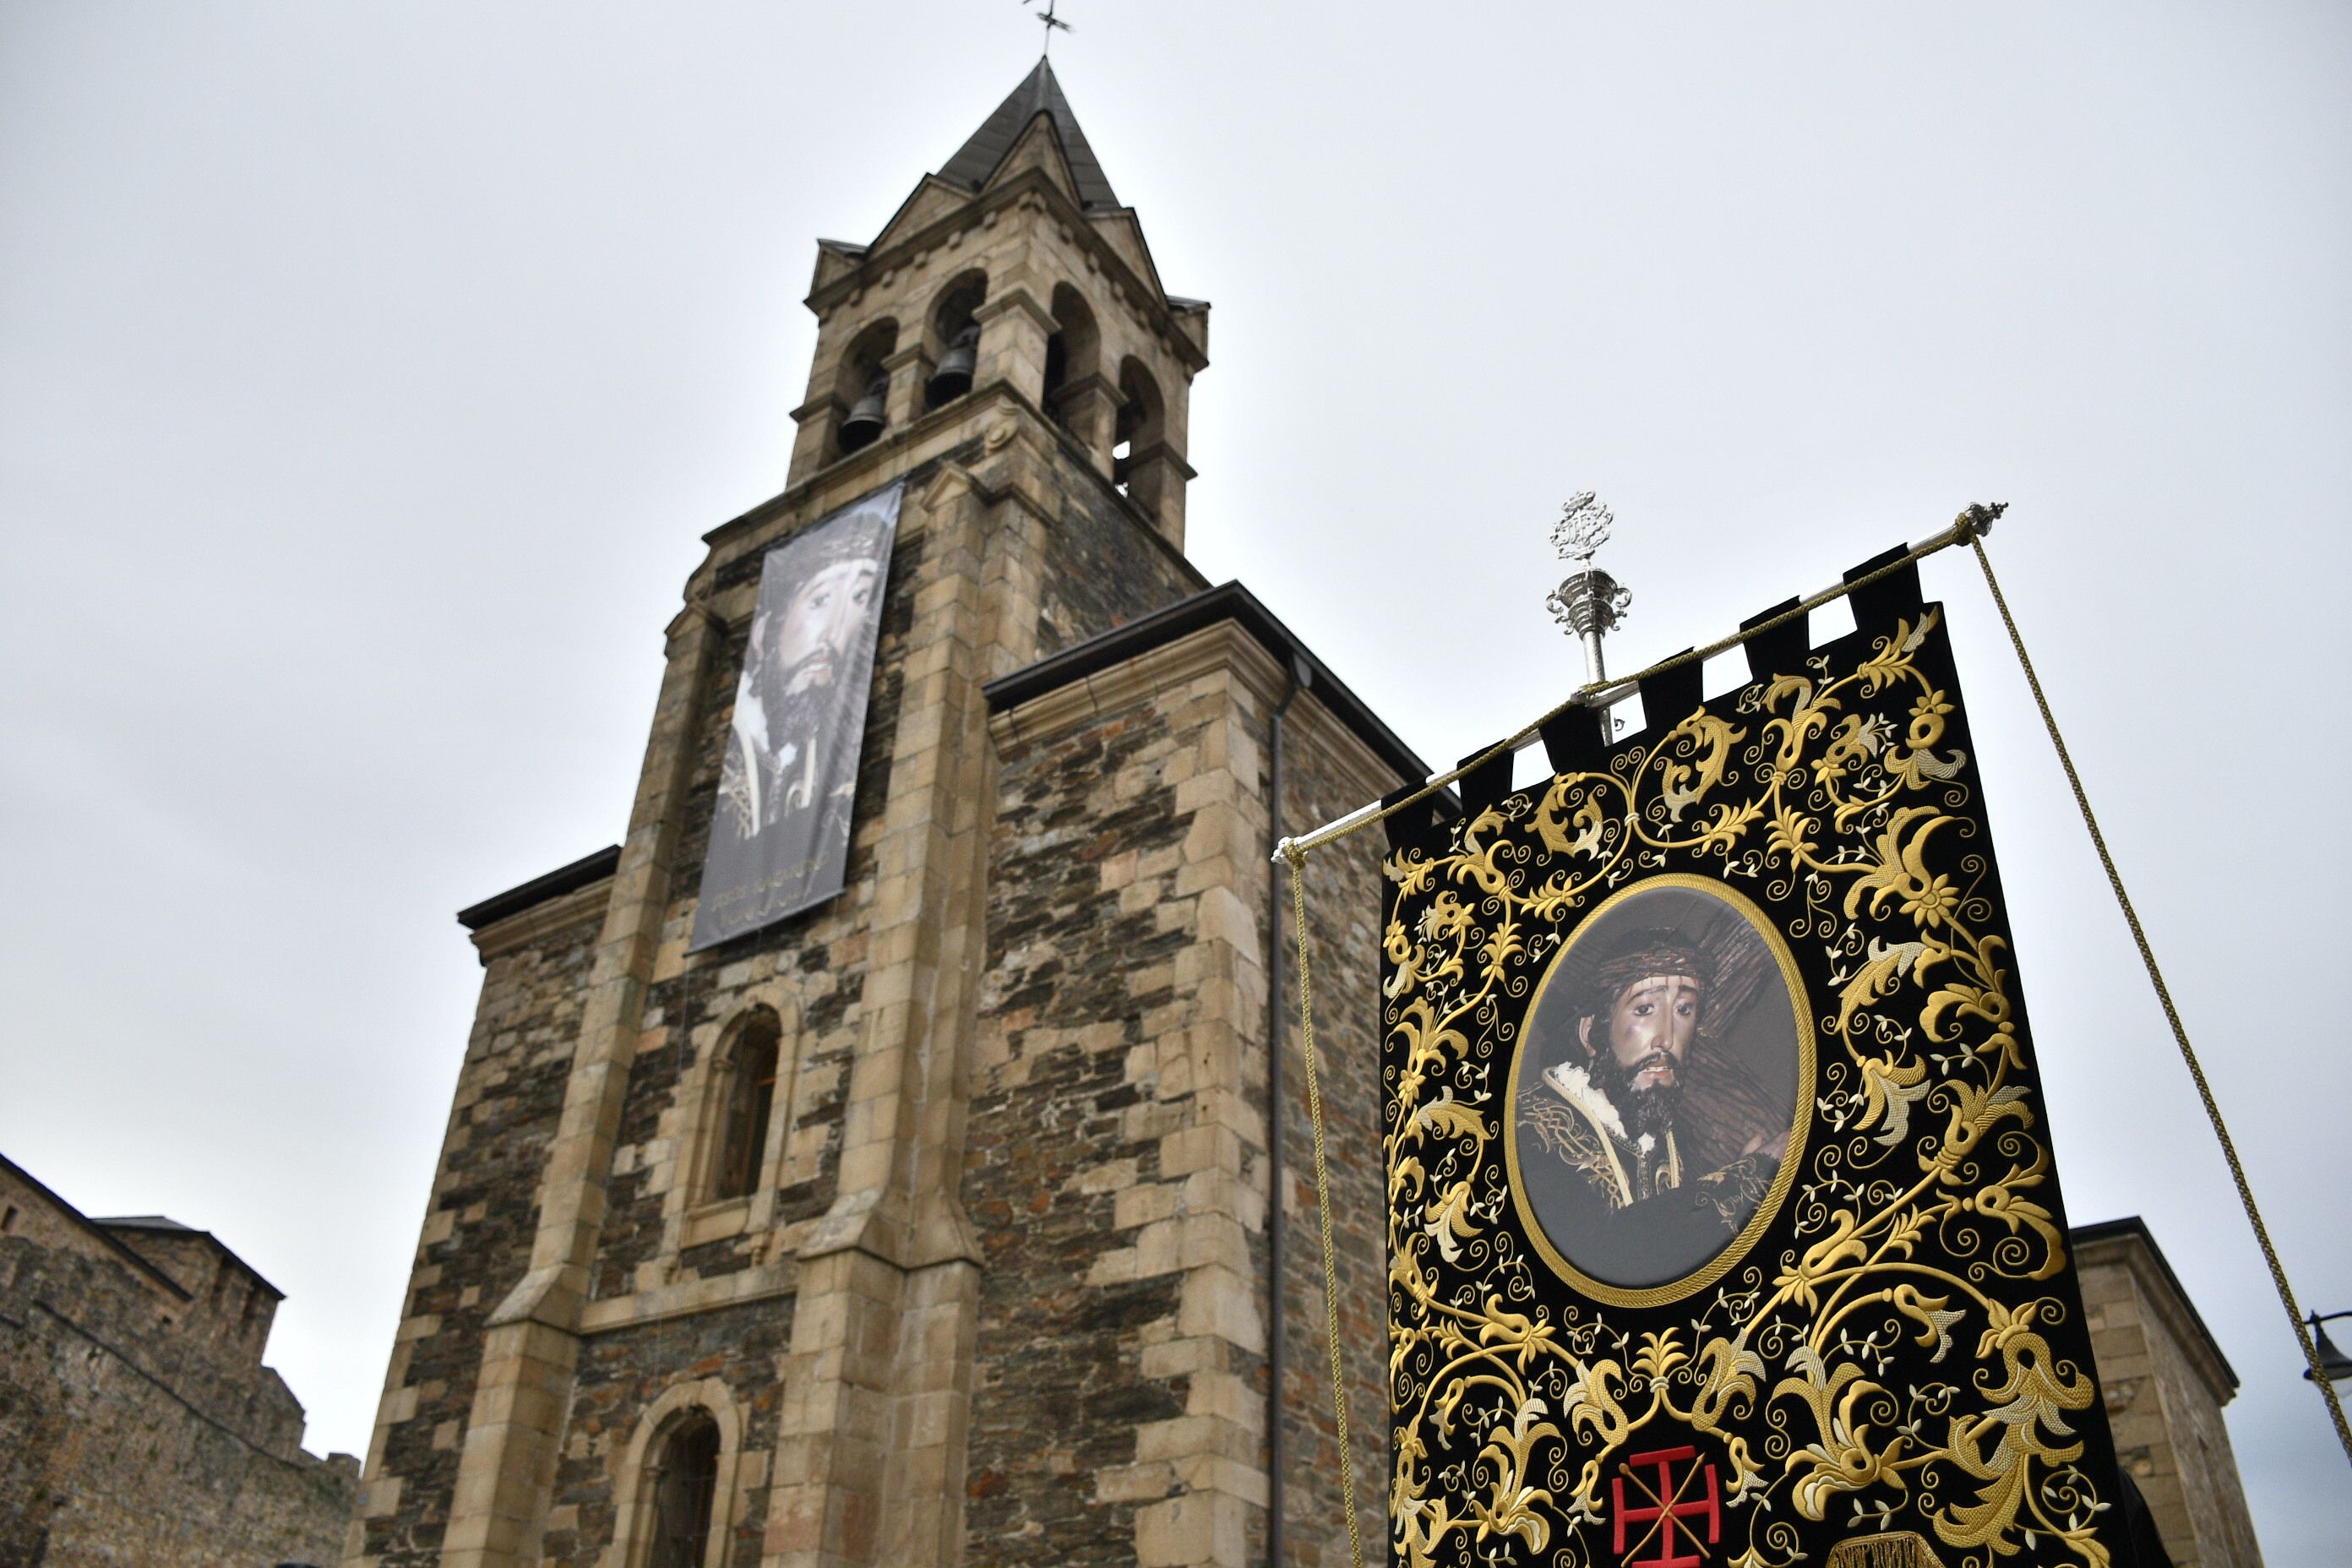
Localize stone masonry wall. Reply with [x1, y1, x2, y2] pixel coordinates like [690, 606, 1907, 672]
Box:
[0, 1168, 172, 1274]
[350, 896, 604, 1567]
[967, 672, 1202, 1568]
[574, 436, 1200, 1316]
[100, 1225, 279, 1369]
[968, 626, 1401, 1568]
[1032, 476, 1203, 658]
[0, 1236, 357, 1568]
[588, 431, 1195, 1307]
[355, 425, 1209, 1568]
[542, 1295, 798, 1567]
[588, 523, 923, 1299]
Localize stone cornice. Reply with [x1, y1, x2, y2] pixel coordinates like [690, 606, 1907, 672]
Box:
[972, 285, 1057, 335]
[699, 383, 1201, 598]
[456, 844, 619, 936]
[790, 391, 847, 426]
[467, 877, 614, 966]
[983, 580, 1429, 788]
[2072, 1218, 2240, 1406]
[1119, 438, 1196, 482]
[576, 1259, 799, 1336]
[989, 619, 1283, 753]
[987, 615, 1412, 841]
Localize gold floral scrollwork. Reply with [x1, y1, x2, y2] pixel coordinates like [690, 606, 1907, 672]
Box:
[1380, 607, 2125, 1568]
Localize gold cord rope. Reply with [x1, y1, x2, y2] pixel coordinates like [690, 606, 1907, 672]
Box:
[1285, 841, 1369, 1568]
[1966, 536, 2352, 1466]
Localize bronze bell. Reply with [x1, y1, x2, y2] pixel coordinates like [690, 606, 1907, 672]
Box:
[840, 372, 888, 452]
[926, 325, 979, 405]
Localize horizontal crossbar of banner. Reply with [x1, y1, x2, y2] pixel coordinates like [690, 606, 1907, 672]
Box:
[1271, 503, 2006, 865]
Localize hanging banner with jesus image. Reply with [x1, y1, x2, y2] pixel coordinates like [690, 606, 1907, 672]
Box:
[1380, 581, 2128, 1568]
[690, 480, 901, 950]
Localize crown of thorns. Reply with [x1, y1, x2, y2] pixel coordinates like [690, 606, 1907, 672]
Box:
[782, 520, 890, 575]
[756, 527, 887, 627]
[1573, 930, 1713, 1026]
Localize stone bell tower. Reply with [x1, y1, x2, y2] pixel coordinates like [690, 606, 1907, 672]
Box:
[346, 57, 1415, 1568]
[787, 60, 1204, 547]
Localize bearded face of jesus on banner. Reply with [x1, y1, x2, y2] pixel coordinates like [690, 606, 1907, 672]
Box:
[726, 544, 881, 841]
[737, 551, 882, 818]
[1511, 879, 1808, 1293]
[692, 483, 900, 953]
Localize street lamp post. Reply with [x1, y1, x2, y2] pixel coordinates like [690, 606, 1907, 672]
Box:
[2303, 1311, 2352, 1384]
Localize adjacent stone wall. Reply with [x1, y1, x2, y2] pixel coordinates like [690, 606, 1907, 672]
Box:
[0, 1174, 170, 1274]
[349, 888, 605, 1567]
[2078, 1224, 2264, 1568]
[0, 1234, 357, 1568]
[99, 1222, 280, 1365]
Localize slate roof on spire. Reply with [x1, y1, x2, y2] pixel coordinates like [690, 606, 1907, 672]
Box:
[938, 58, 1121, 211]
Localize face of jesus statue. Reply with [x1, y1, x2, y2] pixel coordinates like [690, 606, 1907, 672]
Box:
[773, 558, 880, 695]
[1581, 972, 1703, 1093]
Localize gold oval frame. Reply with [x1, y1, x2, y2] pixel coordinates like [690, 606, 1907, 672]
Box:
[1502, 872, 1816, 1309]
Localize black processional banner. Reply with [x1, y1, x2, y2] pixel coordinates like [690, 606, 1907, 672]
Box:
[1380, 585, 2128, 1568]
[690, 480, 901, 950]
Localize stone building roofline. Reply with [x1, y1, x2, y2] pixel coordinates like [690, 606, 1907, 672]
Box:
[983, 580, 1433, 786]
[457, 844, 623, 932]
[1, 1151, 190, 1300]
[2072, 1214, 2240, 1400]
[94, 1213, 197, 1233]
[94, 1213, 284, 1300]
[938, 57, 1120, 211]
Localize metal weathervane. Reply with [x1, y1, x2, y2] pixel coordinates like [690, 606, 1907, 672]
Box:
[1545, 492, 1632, 729]
[1021, 0, 1073, 54]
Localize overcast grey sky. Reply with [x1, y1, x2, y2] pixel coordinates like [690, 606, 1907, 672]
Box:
[3, 3, 2347, 1560]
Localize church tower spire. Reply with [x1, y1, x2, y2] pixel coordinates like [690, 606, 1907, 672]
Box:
[937, 58, 1120, 211]
[786, 60, 1207, 547]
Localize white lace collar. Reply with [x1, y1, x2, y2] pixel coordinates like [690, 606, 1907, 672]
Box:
[1541, 1061, 1629, 1145]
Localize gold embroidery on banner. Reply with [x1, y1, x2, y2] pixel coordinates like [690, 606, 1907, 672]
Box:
[1383, 609, 2111, 1568]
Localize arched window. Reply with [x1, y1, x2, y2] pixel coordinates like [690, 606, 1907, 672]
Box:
[924, 271, 988, 410]
[647, 1412, 721, 1568]
[835, 319, 898, 456]
[1114, 357, 1165, 496]
[1043, 284, 1100, 432]
[612, 1382, 743, 1568]
[709, 1010, 781, 1202]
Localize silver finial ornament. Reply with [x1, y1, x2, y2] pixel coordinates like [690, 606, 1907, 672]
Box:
[1545, 493, 1631, 696]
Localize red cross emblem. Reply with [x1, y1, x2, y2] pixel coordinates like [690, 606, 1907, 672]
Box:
[1611, 1446, 1722, 1567]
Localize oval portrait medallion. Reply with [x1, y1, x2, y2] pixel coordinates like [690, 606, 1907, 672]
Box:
[1505, 874, 1814, 1308]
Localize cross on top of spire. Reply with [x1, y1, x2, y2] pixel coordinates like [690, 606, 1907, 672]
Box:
[1021, 0, 1072, 57]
